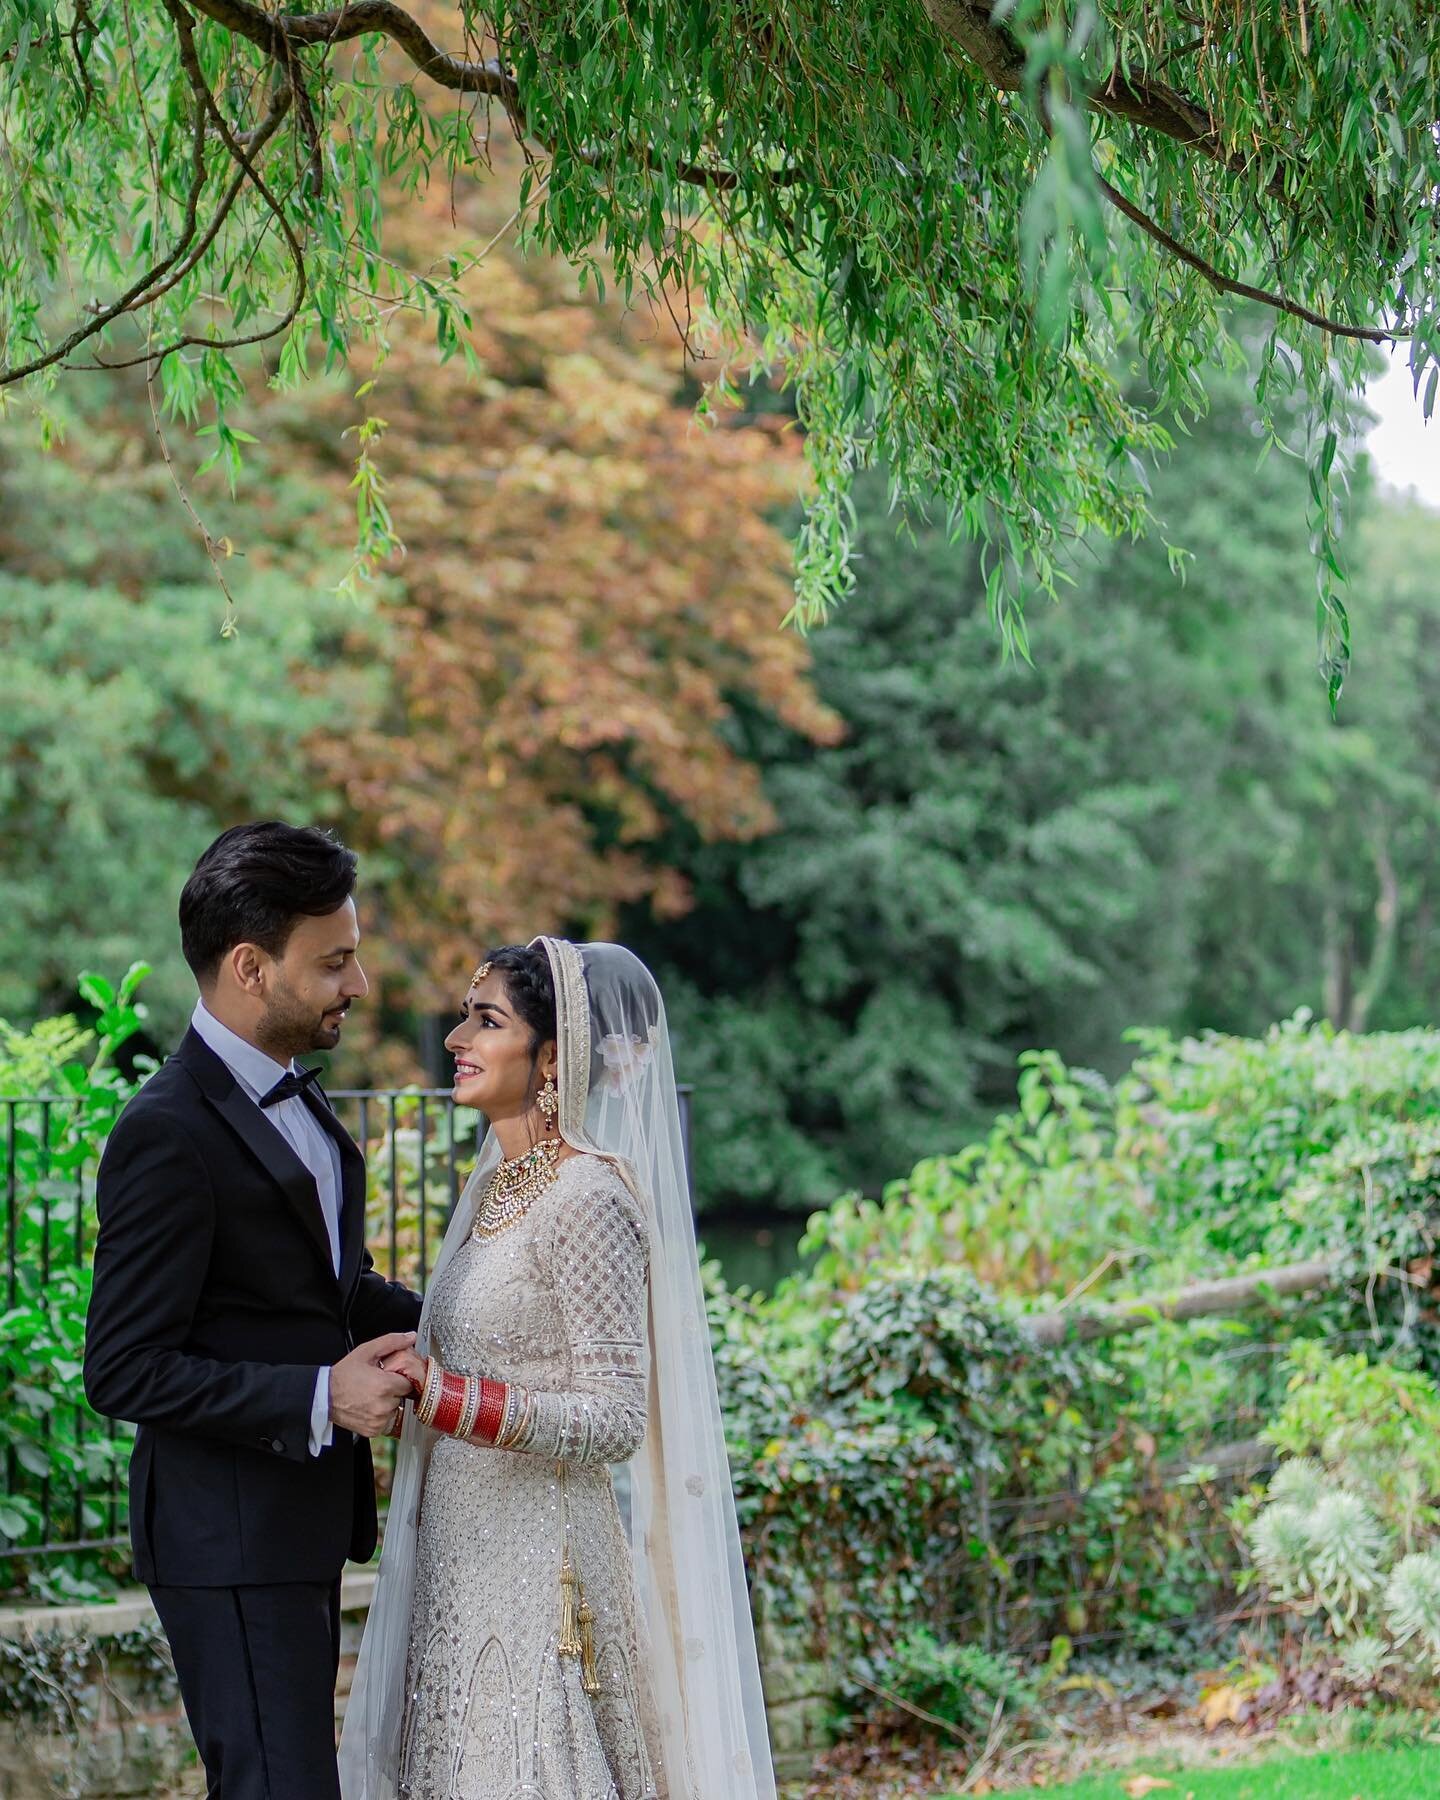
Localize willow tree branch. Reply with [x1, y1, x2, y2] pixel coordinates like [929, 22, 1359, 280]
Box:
[182, 0, 803, 189]
[0, 75, 213, 383]
[98, 0, 312, 373]
[1097, 174, 1395, 344]
[922, 0, 1290, 205]
[186, 0, 526, 118]
[136, 80, 294, 310]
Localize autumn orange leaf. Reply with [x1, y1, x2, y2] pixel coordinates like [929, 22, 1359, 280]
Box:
[277, 147, 840, 1071]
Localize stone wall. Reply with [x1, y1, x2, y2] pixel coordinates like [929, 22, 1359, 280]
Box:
[757, 1611, 842, 1782]
[0, 1578, 838, 1797]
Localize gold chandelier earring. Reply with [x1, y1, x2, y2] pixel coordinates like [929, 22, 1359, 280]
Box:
[537, 1073, 559, 1132]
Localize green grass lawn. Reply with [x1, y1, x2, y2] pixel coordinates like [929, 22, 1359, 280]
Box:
[974, 1744, 1440, 1799]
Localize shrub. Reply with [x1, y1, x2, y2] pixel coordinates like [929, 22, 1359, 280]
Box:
[1241, 1344, 1440, 1685]
[715, 1258, 1258, 1692]
[0, 968, 148, 1593]
[804, 1016, 1440, 1342]
[878, 1628, 1041, 1744]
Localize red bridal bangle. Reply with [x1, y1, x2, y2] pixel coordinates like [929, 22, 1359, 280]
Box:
[418, 1366, 510, 1444]
[429, 1371, 468, 1436]
[474, 1379, 507, 1444]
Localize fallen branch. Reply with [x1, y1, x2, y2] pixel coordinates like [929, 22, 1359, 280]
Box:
[1025, 1255, 1340, 1347]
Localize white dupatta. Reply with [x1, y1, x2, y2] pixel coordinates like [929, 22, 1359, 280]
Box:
[338, 938, 775, 1800]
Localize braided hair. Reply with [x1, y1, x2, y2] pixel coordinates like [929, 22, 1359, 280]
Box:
[479, 944, 557, 1056]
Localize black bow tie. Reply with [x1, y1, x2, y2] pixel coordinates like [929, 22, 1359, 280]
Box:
[259, 1066, 322, 1109]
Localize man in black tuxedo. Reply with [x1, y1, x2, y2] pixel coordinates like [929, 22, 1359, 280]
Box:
[84, 822, 423, 1800]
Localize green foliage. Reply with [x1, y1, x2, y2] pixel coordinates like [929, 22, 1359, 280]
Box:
[1383, 1552, 1440, 1677]
[644, 349, 1440, 1217]
[877, 1052, 1150, 1295]
[706, 1014, 1440, 1690]
[1130, 1018, 1440, 1268]
[879, 1627, 1041, 1743]
[714, 1252, 1256, 1688]
[0, 970, 145, 1582]
[3, 0, 1434, 649]
[779, 1015, 1440, 1372]
[0, 398, 383, 1037]
[1262, 1345, 1440, 1545]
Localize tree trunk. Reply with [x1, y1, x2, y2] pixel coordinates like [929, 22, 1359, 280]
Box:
[1347, 824, 1399, 1032]
[1322, 888, 1351, 1026]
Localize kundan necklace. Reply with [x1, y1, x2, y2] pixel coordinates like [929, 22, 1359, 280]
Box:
[472, 1137, 563, 1239]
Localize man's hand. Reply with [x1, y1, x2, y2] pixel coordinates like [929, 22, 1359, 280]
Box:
[329, 1332, 417, 1438]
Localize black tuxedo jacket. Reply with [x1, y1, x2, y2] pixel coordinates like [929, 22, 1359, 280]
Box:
[83, 1028, 422, 1587]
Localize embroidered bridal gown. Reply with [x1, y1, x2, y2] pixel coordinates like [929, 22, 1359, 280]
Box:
[397, 1150, 666, 1800]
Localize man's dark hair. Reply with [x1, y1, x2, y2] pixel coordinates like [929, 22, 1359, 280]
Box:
[179, 822, 358, 982]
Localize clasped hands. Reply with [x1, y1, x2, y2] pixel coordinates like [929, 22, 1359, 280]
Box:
[328, 1331, 426, 1439]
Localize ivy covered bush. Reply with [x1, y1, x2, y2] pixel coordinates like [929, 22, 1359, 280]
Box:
[710, 1255, 1265, 1707]
[706, 1013, 1440, 1719]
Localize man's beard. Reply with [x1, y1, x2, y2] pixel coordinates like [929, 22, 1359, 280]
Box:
[256, 980, 350, 1061]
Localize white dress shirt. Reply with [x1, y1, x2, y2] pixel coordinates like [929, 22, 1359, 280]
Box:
[190, 1000, 340, 1456]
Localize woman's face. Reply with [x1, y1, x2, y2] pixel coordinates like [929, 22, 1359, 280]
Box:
[442, 967, 556, 1118]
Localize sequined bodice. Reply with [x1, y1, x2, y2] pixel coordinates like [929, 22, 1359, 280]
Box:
[424, 1152, 650, 1467]
[427, 1181, 569, 1387]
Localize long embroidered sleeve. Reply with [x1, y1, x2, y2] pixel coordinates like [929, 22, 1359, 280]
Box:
[506, 1174, 649, 1466]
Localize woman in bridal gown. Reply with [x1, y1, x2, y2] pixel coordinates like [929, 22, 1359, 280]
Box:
[338, 938, 775, 1800]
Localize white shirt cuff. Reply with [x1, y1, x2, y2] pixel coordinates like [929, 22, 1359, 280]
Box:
[309, 1367, 334, 1457]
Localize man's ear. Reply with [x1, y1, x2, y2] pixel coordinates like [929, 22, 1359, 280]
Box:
[230, 942, 265, 996]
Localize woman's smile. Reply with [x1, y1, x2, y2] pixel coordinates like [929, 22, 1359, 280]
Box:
[454, 1058, 483, 1081]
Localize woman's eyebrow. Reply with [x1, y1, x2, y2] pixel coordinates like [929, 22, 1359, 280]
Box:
[471, 999, 511, 1019]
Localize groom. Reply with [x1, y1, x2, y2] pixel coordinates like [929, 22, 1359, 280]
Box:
[84, 822, 422, 1800]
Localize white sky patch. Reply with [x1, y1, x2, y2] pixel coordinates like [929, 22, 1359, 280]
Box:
[1365, 343, 1440, 508]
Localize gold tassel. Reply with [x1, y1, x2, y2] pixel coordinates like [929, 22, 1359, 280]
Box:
[558, 1553, 583, 1659]
[578, 1594, 601, 1696]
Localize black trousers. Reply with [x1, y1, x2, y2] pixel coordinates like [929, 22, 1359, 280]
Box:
[150, 1579, 343, 1800]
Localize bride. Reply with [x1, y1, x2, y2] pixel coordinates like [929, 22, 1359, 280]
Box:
[338, 938, 775, 1800]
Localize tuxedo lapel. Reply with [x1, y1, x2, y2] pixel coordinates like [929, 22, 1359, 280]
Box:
[174, 1029, 337, 1280]
[301, 1083, 368, 1299]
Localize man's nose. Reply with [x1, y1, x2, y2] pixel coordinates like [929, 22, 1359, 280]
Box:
[346, 958, 370, 1000]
